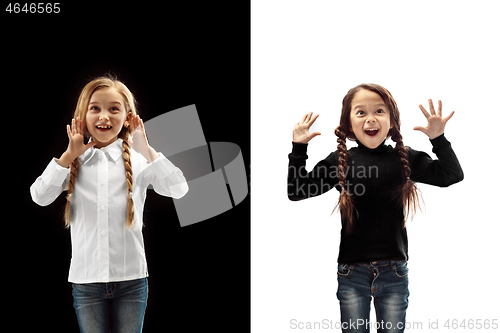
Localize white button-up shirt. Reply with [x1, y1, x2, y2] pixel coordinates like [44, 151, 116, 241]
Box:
[30, 138, 188, 283]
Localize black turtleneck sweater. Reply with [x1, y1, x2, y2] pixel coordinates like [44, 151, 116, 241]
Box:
[287, 134, 464, 264]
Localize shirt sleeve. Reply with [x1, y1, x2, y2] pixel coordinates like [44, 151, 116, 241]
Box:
[137, 152, 189, 199]
[408, 134, 464, 187]
[30, 158, 70, 206]
[287, 142, 339, 201]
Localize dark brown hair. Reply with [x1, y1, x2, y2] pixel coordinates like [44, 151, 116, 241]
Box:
[334, 83, 421, 228]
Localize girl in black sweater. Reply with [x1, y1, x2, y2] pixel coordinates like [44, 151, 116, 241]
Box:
[287, 84, 463, 333]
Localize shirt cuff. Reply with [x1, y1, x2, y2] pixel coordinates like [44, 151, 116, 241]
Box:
[42, 158, 71, 186]
[148, 152, 177, 180]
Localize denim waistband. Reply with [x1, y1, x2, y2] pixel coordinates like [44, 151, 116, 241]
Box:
[346, 260, 406, 267]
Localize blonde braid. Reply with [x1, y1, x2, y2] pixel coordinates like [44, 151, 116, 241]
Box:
[122, 139, 135, 228]
[64, 159, 79, 228]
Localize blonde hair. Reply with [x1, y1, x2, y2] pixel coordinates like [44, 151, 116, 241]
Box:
[64, 75, 138, 229]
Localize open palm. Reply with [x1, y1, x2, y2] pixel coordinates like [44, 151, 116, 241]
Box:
[129, 114, 159, 162]
[66, 117, 96, 159]
[414, 99, 454, 139]
[293, 112, 321, 144]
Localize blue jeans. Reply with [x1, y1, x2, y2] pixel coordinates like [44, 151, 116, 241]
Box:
[337, 261, 409, 333]
[72, 277, 148, 333]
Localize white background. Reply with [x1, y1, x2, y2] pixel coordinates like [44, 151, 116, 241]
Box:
[252, 0, 499, 332]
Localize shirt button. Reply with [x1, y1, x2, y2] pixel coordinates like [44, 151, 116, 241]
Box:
[101, 231, 106, 235]
[100, 205, 105, 210]
[100, 181, 105, 186]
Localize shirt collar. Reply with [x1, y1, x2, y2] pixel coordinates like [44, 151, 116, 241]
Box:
[81, 138, 124, 164]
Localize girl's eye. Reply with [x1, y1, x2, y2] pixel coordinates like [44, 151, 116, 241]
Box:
[356, 110, 365, 116]
[90, 106, 99, 111]
[376, 109, 384, 114]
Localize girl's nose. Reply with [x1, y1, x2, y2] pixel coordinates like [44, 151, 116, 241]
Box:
[99, 114, 110, 121]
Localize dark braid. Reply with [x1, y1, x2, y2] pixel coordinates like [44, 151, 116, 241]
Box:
[333, 126, 356, 230]
[391, 128, 422, 225]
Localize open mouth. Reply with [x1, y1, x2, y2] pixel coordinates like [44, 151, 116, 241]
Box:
[364, 128, 379, 137]
[96, 125, 112, 131]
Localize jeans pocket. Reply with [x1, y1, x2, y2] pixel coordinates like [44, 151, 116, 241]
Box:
[392, 261, 409, 278]
[337, 264, 353, 277]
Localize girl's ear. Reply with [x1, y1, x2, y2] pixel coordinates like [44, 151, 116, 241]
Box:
[124, 112, 133, 128]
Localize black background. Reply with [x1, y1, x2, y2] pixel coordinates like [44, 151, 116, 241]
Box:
[3, 2, 249, 332]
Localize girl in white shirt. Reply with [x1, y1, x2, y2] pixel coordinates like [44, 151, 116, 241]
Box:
[30, 76, 188, 333]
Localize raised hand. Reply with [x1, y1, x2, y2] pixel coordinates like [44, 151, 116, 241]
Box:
[128, 114, 159, 162]
[414, 99, 454, 139]
[293, 112, 321, 144]
[57, 117, 97, 168]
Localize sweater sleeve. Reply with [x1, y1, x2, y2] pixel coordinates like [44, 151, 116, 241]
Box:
[408, 134, 464, 187]
[287, 142, 339, 201]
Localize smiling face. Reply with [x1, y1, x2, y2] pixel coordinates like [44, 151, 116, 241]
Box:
[86, 87, 129, 148]
[350, 89, 394, 149]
